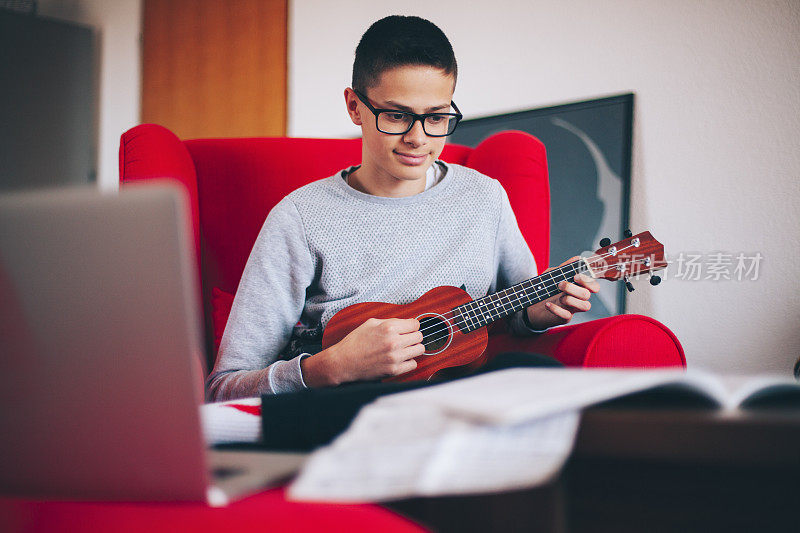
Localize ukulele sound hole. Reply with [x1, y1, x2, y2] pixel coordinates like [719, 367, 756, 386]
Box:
[419, 314, 451, 354]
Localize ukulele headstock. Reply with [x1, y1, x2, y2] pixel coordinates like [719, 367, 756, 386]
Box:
[587, 231, 667, 281]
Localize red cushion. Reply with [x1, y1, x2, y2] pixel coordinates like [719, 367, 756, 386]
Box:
[0, 486, 427, 532]
[466, 131, 549, 269]
[211, 287, 235, 353]
[185, 138, 358, 299]
[439, 142, 472, 166]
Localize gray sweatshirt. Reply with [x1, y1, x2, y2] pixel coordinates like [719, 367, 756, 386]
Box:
[206, 162, 543, 401]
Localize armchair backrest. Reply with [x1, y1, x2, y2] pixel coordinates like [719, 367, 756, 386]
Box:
[120, 124, 550, 359]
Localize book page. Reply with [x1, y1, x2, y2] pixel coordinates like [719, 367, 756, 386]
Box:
[716, 375, 800, 409]
[376, 367, 693, 425]
[288, 402, 579, 503]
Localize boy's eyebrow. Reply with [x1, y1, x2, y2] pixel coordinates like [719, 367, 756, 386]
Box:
[382, 100, 451, 113]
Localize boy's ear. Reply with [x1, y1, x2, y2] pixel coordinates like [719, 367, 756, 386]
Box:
[344, 88, 363, 126]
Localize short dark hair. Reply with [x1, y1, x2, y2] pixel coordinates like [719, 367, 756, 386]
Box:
[352, 16, 457, 94]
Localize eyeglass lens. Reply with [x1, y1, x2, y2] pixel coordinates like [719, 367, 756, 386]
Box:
[377, 112, 458, 136]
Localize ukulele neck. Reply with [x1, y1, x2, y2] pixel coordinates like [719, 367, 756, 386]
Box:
[453, 259, 590, 333]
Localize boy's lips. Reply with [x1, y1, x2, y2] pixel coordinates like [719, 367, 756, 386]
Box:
[394, 151, 428, 166]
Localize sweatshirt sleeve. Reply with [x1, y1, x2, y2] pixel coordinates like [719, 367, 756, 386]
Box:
[492, 182, 549, 336]
[206, 197, 316, 401]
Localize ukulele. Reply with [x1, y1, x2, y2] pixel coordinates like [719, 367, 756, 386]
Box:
[321, 231, 667, 382]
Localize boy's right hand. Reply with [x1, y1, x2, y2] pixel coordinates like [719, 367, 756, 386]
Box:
[301, 318, 425, 387]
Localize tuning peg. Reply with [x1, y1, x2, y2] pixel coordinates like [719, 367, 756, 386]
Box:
[624, 229, 633, 238]
[600, 237, 611, 247]
[623, 275, 635, 292]
[649, 275, 662, 286]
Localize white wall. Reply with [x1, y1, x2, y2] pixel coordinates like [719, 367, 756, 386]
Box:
[290, 0, 800, 375]
[38, 0, 142, 191]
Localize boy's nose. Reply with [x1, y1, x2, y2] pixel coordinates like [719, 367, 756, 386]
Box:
[402, 119, 427, 146]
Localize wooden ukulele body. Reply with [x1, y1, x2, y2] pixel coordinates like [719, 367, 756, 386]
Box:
[321, 285, 488, 382]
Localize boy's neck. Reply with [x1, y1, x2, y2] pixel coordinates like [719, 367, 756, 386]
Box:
[347, 164, 429, 198]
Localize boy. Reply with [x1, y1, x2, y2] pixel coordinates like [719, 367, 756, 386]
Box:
[207, 15, 598, 402]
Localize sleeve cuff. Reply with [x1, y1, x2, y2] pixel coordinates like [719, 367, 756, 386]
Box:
[520, 308, 549, 334]
[266, 354, 311, 394]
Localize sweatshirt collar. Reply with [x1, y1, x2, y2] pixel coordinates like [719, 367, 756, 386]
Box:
[336, 160, 453, 205]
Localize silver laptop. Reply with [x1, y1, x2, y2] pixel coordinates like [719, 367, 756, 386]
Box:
[0, 182, 305, 506]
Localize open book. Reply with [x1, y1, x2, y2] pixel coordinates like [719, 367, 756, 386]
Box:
[288, 368, 799, 502]
[374, 368, 800, 425]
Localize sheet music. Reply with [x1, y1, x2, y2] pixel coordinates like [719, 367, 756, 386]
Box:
[288, 402, 579, 503]
[376, 367, 692, 424]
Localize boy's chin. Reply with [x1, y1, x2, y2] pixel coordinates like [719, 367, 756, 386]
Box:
[390, 158, 433, 177]
[391, 165, 429, 183]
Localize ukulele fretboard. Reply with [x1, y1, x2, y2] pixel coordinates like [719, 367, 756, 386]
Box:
[453, 260, 589, 333]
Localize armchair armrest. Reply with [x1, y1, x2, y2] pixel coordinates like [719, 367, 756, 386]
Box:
[486, 315, 686, 368]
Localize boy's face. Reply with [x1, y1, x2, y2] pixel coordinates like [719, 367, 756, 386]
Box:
[345, 65, 455, 188]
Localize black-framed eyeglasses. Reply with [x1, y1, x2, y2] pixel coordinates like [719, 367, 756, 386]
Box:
[353, 89, 463, 137]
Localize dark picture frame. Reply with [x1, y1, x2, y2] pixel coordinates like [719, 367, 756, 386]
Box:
[449, 94, 634, 321]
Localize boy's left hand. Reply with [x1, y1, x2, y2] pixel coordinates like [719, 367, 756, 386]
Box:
[526, 256, 601, 330]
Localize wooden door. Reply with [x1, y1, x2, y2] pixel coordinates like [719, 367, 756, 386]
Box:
[141, 0, 287, 138]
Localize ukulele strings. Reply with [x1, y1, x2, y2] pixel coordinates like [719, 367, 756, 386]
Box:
[419, 255, 653, 347]
[413, 246, 624, 337]
[416, 251, 651, 346]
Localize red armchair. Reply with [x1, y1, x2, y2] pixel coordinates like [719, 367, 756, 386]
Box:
[119, 124, 684, 374]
